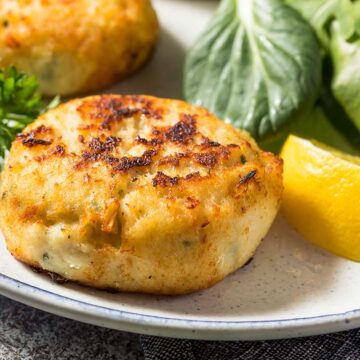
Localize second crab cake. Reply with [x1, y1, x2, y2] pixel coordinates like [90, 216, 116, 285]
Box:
[0, 95, 283, 294]
[0, 0, 158, 96]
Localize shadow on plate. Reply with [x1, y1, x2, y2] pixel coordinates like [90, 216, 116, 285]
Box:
[105, 27, 186, 100]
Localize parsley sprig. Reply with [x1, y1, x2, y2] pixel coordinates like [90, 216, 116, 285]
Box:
[0, 66, 59, 162]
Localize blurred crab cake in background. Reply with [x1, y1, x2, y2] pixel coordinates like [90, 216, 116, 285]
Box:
[0, 0, 158, 96]
[0, 95, 283, 294]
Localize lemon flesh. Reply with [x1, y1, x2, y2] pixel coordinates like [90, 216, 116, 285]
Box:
[280, 135, 360, 261]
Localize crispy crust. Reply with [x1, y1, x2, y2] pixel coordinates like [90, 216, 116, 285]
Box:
[0, 95, 283, 294]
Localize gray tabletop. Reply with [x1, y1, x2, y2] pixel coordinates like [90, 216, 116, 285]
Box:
[0, 295, 143, 360]
[2, 294, 359, 360]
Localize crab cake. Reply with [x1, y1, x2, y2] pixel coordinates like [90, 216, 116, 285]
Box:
[0, 0, 158, 96]
[0, 95, 283, 294]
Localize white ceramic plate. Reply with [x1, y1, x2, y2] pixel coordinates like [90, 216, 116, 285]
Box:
[0, 0, 359, 341]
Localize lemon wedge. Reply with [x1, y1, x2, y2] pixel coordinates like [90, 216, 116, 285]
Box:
[280, 135, 360, 261]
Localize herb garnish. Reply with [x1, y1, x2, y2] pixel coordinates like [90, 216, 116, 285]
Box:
[0, 67, 60, 165]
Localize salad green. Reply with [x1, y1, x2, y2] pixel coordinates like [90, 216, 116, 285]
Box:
[184, 0, 321, 141]
[0, 67, 59, 165]
[330, 21, 360, 133]
[184, 0, 360, 154]
[287, 0, 360, 138]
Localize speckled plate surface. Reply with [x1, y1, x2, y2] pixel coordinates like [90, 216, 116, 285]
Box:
[0, 0, 359, 341]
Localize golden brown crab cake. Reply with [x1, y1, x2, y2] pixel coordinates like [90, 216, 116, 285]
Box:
[0, 0, 158, 96]
[0, 95, 283, 294]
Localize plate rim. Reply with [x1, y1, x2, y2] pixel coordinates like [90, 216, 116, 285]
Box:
[0, 272, 359, 340]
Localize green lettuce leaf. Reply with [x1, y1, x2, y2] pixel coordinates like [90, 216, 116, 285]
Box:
[286, 0, 337, 50]
[184, 0, 321, 141]
[286, 0, 357, 50]
[287, 0, 360, 150]
[330, 20, 360, 133]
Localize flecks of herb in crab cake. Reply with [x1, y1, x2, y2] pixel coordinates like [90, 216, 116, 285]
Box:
[0, 0, 158, 96]
[0, 95, 283, 294]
